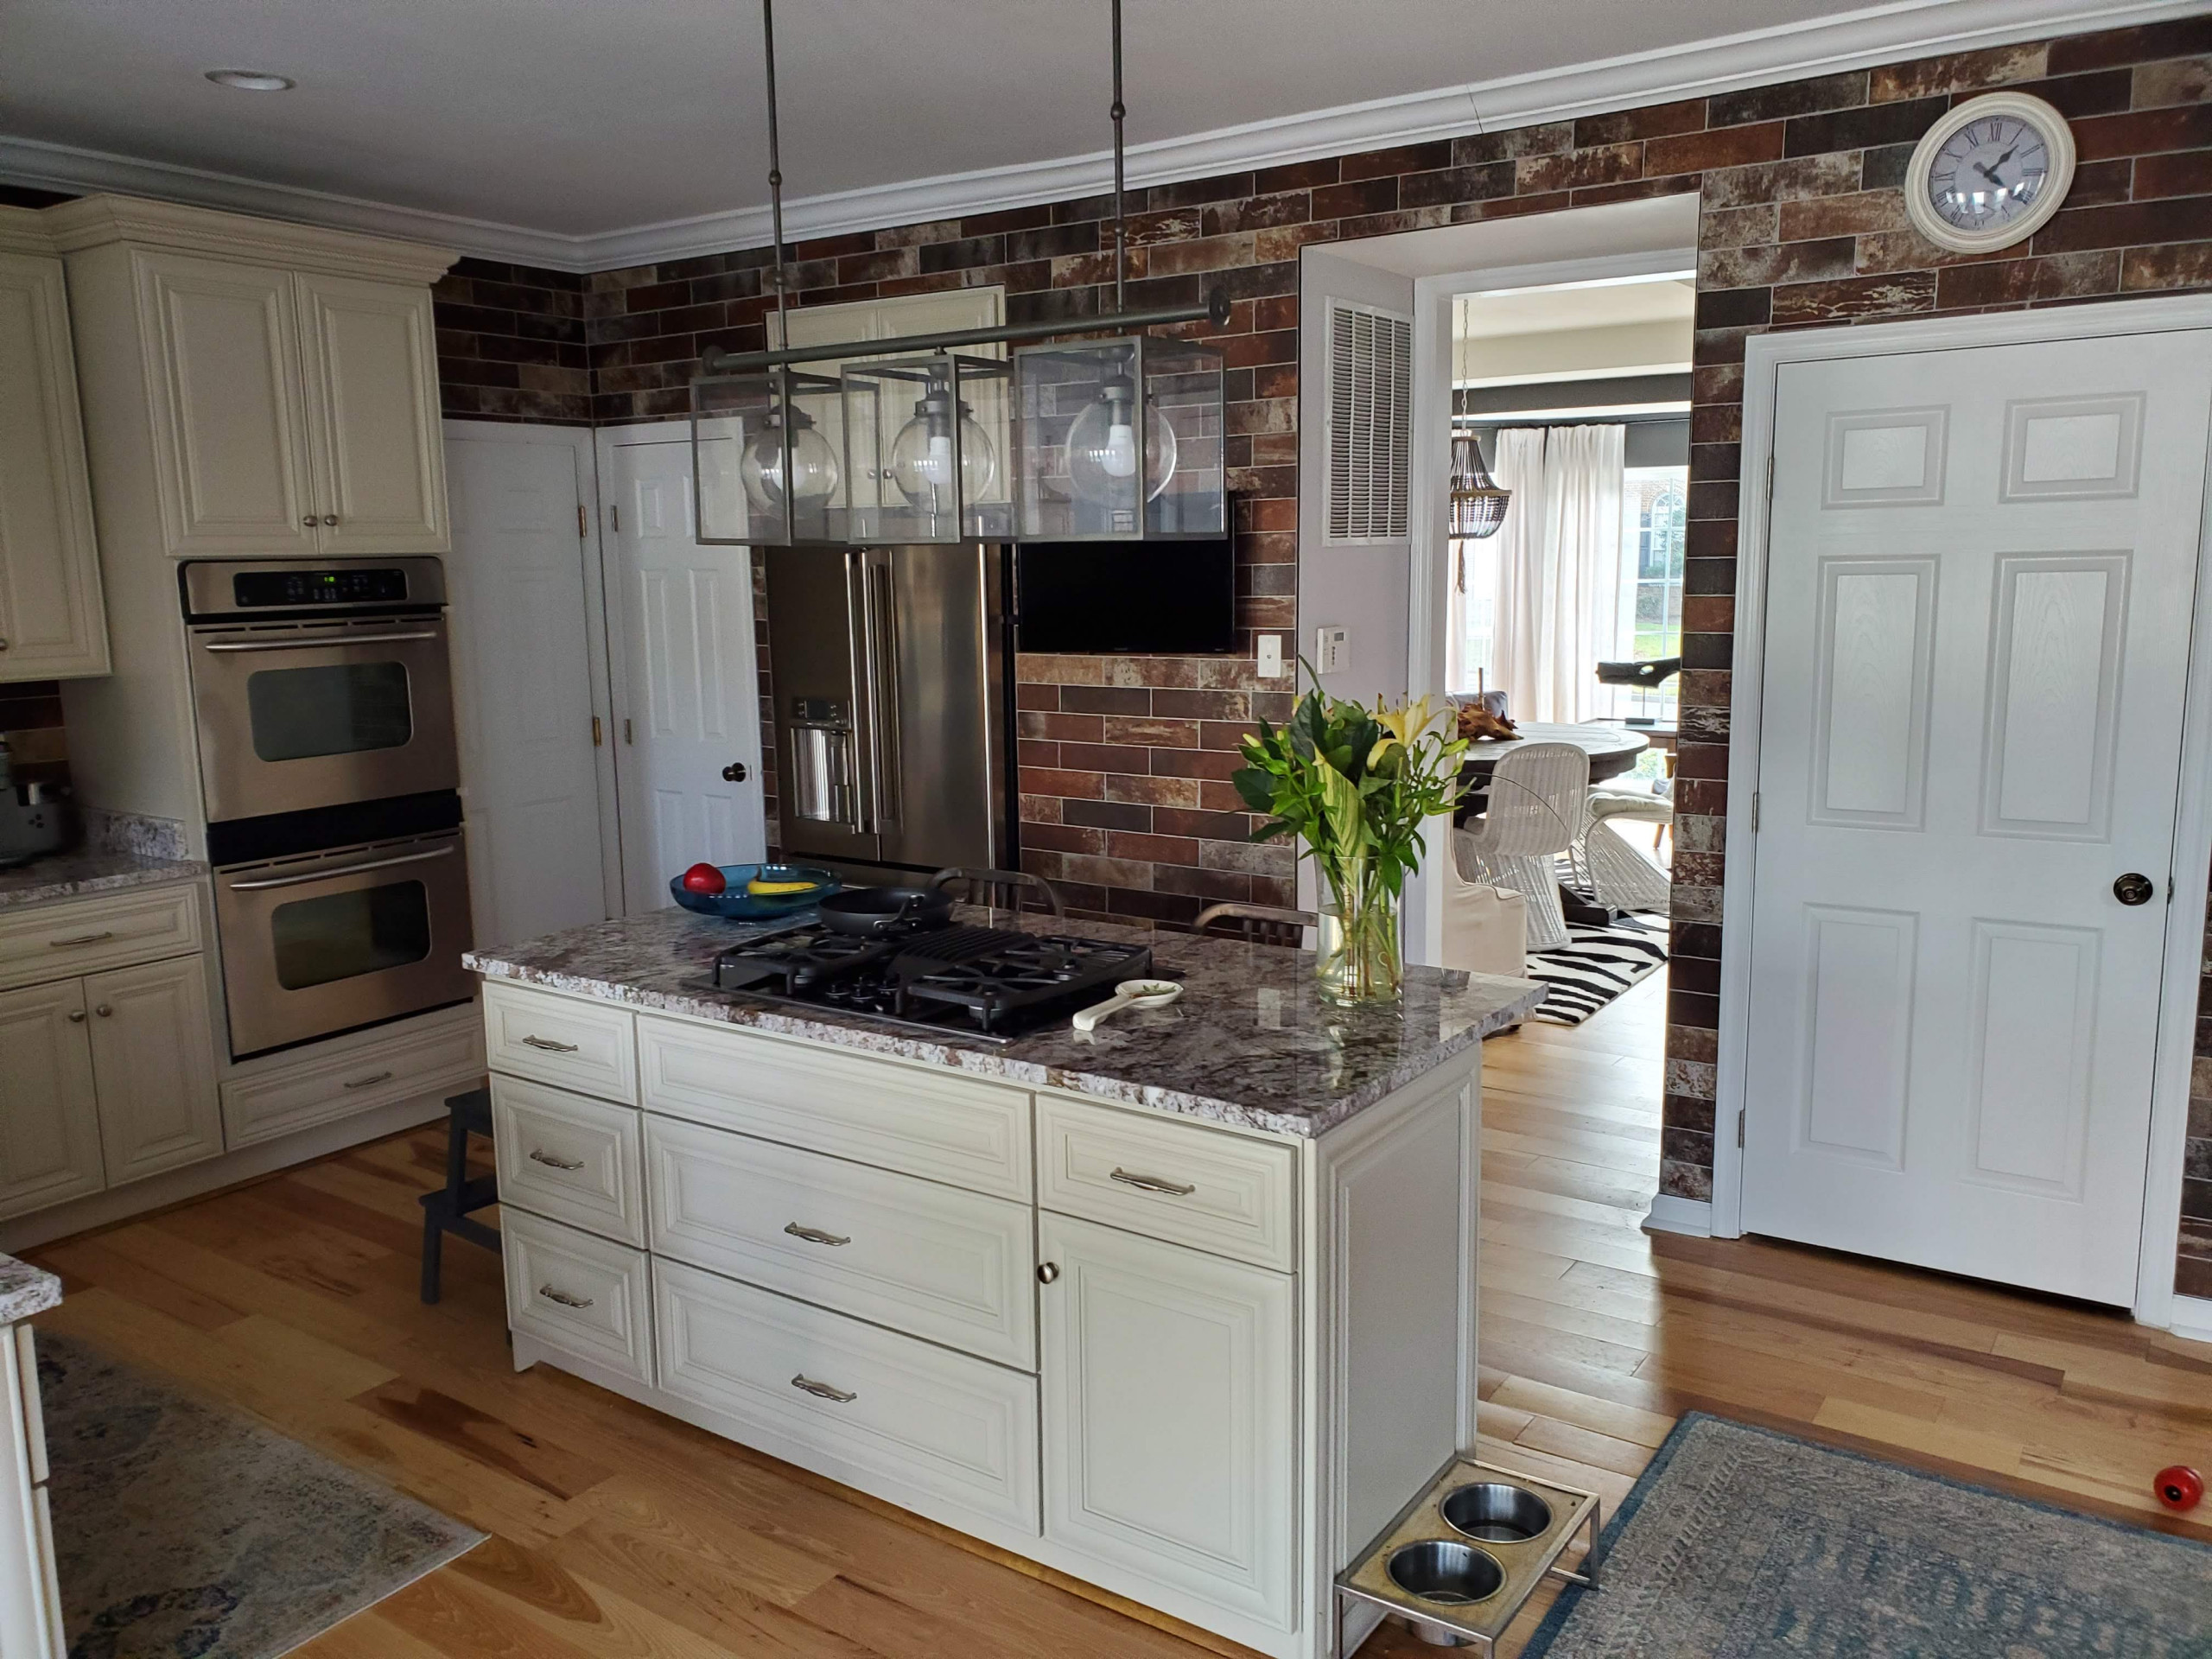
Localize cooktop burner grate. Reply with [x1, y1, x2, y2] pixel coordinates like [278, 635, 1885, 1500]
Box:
[702, 919, 1154, 1042]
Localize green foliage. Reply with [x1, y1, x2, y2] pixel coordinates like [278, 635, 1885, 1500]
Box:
[1233, 664, 1468, 898]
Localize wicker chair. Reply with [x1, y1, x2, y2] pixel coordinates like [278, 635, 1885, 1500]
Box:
[1576, 786, 1673, 914]
[1193, 901, 1317, 949]
[929, 866, 1065, 915]
[1452, 741, 1588, 951]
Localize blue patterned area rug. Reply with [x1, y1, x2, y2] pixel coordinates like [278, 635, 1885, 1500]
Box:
[36, 1333, 483, 1659]
[1524, 1413, 2212, 1657]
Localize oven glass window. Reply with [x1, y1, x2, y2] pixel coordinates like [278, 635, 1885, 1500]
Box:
[270, 880, 432, 989]
[246, 662, 413, 762]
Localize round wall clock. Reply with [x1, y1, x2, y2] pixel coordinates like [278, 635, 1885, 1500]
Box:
[1904, 92, 2075, 253]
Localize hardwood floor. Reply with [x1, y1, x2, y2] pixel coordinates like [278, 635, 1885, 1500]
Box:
[24, 969, 2212, 1658]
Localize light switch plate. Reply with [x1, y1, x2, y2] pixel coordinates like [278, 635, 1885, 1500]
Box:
[1256, 632, 1287, 678]
[1314, 626, 1350, 675]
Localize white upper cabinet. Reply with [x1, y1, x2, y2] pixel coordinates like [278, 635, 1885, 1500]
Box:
[0, 244, 107, 680]
[45, 194, 457, 563]
[135, 251, 321, 556]
[296, 273, 448, 553]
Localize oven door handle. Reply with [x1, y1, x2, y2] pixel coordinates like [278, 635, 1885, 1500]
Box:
[200, 630, 440, 653]
[226, 845, 455, 891]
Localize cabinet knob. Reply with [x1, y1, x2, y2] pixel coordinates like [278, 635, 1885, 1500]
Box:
[322, 514, 339, 526]
[0, 637, 9, 650]
[1037, 1262, 1060, 1284]
[67, 1009, 86, 1024]
[302, 515, 318, 528]
[94, 1004, 112, 1018]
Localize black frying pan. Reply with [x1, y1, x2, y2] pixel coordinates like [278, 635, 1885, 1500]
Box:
[816, 886, 956, 938]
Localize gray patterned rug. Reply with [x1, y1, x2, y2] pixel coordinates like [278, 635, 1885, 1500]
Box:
[1524, 1413, 2212, 1657]
[35, 1333, 483, 1659]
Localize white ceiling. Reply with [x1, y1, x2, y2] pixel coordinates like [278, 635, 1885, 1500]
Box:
[0, 0, 2190, 268]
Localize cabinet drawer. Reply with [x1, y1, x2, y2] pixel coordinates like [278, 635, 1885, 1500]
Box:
[485, 982, 636, 1104]
[0, 883, 200, 992]
[639, 1015, 1030, 1199]
[220, 1001, 482, 1147]
[495, 1076, 645, 1248]
[503, 1209, 652, 1384]
[654, 1256, 1039, 1536]
[646, 1114, 1034, 1370]
[1036, 1096, 1297, 1271]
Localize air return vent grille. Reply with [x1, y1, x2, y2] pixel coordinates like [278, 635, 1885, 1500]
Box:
[1325, 300, 1413, 543]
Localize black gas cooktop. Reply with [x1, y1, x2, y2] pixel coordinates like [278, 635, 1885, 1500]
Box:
[698, 919, 1154, 1044]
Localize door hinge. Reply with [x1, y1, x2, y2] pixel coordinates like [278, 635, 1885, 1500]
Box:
[1736, 1109, 1745, 1149]
[591, 715, 602, 747]
[577, 502, 588, 538]
[1750, 791, 1760, 832]
[609, 503, 620, 532]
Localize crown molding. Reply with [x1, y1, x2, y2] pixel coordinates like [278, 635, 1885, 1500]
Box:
[0, 0, 2198, 276]
[37, 191, 454, 282]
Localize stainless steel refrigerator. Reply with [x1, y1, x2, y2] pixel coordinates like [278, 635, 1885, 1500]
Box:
[766, 543, 1014, 883]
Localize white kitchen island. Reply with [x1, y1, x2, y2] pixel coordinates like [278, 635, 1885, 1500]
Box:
[466, 907, 1541, 1659]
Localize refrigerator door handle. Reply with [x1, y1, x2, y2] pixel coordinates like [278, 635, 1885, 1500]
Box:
[843, 550, 878, 835]
[861, 553, 902, 830]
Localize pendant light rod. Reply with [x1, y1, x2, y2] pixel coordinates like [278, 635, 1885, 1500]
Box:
[761, 0, 789, 335]
[1110, 0, 1127, 311]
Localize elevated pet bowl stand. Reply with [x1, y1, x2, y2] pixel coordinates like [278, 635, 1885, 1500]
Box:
[1333, 1455, 1601, 1654]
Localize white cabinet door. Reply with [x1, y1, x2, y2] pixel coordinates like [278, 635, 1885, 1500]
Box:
[0, 251, 106, 681]
[134, 251, 319, 556]
[1037, 1211, 1297, 1631]
[0, 978, 104, 1221]
[84, 955, 224, 1188]
[296, 274, 449, 553]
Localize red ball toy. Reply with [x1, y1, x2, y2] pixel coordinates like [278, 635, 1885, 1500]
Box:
[2154, 1465, 2203, 1513]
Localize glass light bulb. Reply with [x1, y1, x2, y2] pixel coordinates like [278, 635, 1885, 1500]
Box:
[1065, 396, 1178, 506]
[889, 410, 997, 508]
[739, 416, 840, 515]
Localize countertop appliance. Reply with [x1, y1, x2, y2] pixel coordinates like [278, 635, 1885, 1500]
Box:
[766, 543, 1013, 886]
[0, 781, 72, 868]
[182, 557, 474, 1059]
[703, 917, 1154, 1044]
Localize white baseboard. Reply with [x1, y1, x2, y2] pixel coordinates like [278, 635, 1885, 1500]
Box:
[1643, 1193, 1713, 1238]
[0, 1092, 448, 1254]
[2169, 1294, 2212, 1346]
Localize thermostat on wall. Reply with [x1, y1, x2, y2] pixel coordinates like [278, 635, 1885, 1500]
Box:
[1314, 626, 1350, 675]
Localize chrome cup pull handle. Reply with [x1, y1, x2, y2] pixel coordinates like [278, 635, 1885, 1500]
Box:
[537, 1285, 594, 1309]
[783, 1223, 852, 1247]
[530, 1148, 587, 1172]
[520, 1035, 580, 1052]
[791, 1374, 856, 1404]
[1109, 1167, 1197, 1197]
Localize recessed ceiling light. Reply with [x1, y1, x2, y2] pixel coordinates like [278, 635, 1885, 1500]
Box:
[205, 69, 295, 92]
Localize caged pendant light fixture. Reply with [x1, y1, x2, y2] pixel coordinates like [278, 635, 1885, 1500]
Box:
[692, 0, 1231, 546]
[1449, 432, 1510, 539]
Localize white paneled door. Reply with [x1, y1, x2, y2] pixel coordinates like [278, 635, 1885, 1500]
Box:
[1742, 329, 2212, 1304]
[444, 423, 620, 947]
[601, 429, 766, 912]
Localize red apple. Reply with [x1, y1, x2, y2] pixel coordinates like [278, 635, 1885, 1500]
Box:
[680, 862, 727, 894]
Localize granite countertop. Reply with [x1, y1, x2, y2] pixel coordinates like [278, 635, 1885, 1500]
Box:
[0, 1253, 61, 1324]
[465, 906, 1544, 1139]
[0, 849, 207, 911]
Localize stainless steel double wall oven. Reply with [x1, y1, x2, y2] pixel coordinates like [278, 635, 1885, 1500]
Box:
[184, 558, 474, 1058]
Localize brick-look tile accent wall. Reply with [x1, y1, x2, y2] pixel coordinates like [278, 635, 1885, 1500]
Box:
[420, 15, 2212, 1293]
[0, 681, 68, 789]
[432, 257, 592, 424]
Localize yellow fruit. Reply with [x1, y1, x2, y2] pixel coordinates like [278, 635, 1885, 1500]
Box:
[747, 876, 817, 895]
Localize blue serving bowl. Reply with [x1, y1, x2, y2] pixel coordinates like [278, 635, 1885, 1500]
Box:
[669, 863, 842, 918]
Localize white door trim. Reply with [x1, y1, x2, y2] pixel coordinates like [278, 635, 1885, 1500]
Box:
[1718, 293, 2212, 1332]
[442, 416, 621, 919]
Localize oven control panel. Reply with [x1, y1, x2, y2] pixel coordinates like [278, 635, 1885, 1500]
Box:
[233, 568, 410, 608]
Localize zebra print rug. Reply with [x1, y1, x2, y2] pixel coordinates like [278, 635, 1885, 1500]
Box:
[1528, 910, 1668, 1025]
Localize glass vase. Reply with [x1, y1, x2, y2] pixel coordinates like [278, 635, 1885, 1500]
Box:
[1315, 855, 1403, 1006]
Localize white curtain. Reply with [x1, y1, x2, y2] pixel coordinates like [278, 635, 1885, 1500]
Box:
[1490, 424, 1624, 724]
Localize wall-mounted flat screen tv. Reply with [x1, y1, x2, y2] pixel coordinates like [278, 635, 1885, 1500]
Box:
[1014, 537, 1237, 655]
